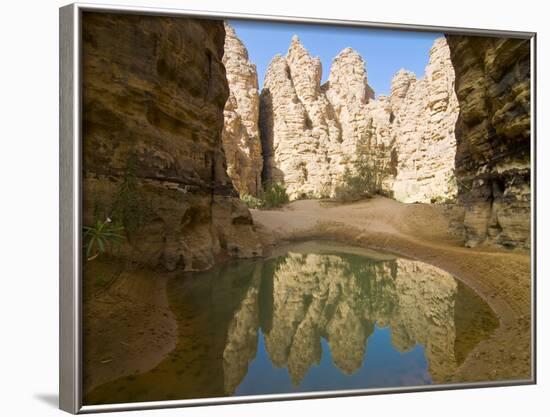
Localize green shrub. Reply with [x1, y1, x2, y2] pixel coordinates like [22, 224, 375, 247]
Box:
[430, 195, 446, 204]
[241, 183, 290, 209]
[261, 182, 289, 208]
[83, 219, 125, 261]
[334, 156, 383, 202]
[334, 168, 365, 202]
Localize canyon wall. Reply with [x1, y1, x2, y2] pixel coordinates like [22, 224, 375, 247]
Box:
[222, 28, 531, 249]
[257, 36, 459, 202]
[82, 13, 261, 272]
[221, 23, 263, 196]
[389, 38, 459, 203]
[446, 36, 531, 248]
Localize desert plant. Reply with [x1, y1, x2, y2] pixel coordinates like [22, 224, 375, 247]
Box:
[261, 182, 289, 208]
[241, 193, 264, 209]
[334, 158, 384, 202]
[83, 219, 125, 261]
[111, 156, 154, 233]
[334, 167, 365, 202]
[430, 195, 446, 204]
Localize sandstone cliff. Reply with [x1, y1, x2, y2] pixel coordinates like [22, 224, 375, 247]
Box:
[220, 29, 531, 249]
[389, 38, 459, 203]
[260, 36, 343, 199]
[446, 36, 531, 248]
[259, 36, 459, 203]
[222, 23, 263, 196]
[82, 13, 261, 271]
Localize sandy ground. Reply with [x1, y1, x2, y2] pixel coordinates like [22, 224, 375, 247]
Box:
[251, 197, 532, 383]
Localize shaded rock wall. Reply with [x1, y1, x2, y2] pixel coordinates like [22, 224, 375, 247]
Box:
[82, 13, 261, 271]
[221, 23, 263, 196]
[446, 36, 531, 248]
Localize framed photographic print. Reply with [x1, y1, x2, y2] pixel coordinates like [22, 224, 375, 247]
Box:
[59, 2, 536, 413]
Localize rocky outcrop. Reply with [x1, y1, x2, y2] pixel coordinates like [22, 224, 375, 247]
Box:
[220, 29, 531, 249]
[324, 48, 393, 194]
[259, 36, 459, 203]
[389, 38, 459, 203]
[446, 36, 531, 248]
[222, 23, 263, 196]
[260, 36, 343, 199]
[82, 13, 261, 272]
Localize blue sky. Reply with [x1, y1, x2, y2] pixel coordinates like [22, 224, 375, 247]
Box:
[228, 19, 442, 97]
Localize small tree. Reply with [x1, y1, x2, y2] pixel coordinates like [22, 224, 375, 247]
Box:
[334, 139, 384, 202]
[261, 182, 289, 208]
[239, 182, 290, 209]
[111, 155, 154, 233]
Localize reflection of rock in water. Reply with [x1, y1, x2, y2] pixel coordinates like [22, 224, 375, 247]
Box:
[222, 251, 498, 393]
[86, 247, 498, 404]
[222, 265, 262, 394]
[388, 262, 458, 383]
[263, 253, 376, 380]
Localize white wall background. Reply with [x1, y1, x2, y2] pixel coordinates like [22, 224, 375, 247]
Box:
[0, 0, 546, 415]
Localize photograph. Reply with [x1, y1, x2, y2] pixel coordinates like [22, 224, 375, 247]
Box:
[75, 8, 532, 408]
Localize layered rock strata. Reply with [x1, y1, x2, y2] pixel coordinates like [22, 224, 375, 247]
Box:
[259, 36, 459, 203]
[221, 23, 263, 196]
[446, 36, 531, 248]
[82, 13, 261, 271]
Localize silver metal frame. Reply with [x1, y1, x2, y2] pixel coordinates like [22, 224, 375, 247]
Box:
[59, 2, 537, 414]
